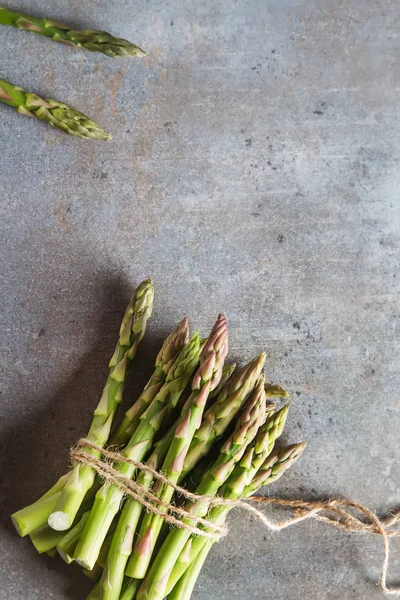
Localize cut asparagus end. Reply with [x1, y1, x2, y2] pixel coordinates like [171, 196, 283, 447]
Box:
[10, 514, 25, 537]
[48, 511, 71, 531]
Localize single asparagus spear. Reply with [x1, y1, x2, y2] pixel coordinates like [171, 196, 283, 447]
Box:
[11, 470, 74, 536]
[0, 7, 146, 57]
[74, 332, 202, 570]
[111, 318, 190, 446]
[47, 279, 154, 532]
[137, 380, 266, 600]
[164, 404, 290, 593]
[100, 315, 229, 599]
[0, 79, 110, 140]
[30, 487, 99, 554]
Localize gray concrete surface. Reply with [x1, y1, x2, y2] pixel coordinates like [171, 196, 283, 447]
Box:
[1, 1, 399, 598]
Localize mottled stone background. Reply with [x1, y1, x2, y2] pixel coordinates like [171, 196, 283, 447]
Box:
[0, 1, 399, 598]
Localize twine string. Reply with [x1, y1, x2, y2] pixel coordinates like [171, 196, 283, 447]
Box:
[71, 439, 400, 596]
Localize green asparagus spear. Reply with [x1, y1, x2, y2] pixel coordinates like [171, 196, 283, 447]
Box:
[136, 380, 266, 600]
[0, 7, 146, 57]
[73, 332, 202, 570]
[0, 79, 110, 140]
[128, 315, 229, 581]
[47, 279, 154, 532]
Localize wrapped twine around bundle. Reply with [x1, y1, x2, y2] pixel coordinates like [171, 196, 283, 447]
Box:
[71, 439, 400, 597]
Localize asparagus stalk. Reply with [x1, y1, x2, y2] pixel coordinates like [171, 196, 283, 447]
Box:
[98, 315, 229, 599]
[136, 380, 266, 600]
[73, 332, 202, 570]
[111, 318, 190, 446]
[47, 279, 154, 532]
[0, 7, 146, 57]
[0, 79, 110, 140]
[30, 488, 100, 554]
[13, 281, 153, 536]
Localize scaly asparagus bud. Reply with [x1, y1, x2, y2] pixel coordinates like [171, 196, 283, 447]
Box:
[0, 7, 146, 57]
[0, 79, 110, 140]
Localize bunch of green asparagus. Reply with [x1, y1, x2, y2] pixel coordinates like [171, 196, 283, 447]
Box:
[12, 280, 306, 600]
